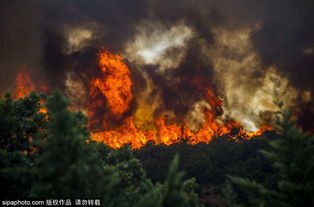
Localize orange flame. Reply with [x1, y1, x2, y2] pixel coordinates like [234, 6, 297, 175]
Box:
[12, 52, 271, 150]
[13, 67, 47, 114]
[89, 50, 133, 119]
[89, 50, 271, 149]
[14, 68, 36, 99]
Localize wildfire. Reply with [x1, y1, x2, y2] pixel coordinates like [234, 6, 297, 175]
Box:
[12, 51, 272, 150]
[13, 67, 47, 114]
[14, 68, 36, 99]
[89, 50, 271, 149]
[89, 50, 133, 119]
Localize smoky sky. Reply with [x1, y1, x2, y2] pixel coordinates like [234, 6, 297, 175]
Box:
[251, 0, 314, 93]
[0, 1, 42, 93]
[1, 0, 314, 97]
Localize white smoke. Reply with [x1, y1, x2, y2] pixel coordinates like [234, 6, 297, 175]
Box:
[64, 71, 87, 110]
[63, 23, 103, 54]
[185, 100, 211, 132]
[207, 26, 298, 131]
[124, 21, 193, 72]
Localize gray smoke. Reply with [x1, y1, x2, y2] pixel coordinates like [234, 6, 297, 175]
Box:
[0, 0, 313, 130]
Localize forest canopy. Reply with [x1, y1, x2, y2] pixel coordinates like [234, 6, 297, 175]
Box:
[1, 91, 314, 207]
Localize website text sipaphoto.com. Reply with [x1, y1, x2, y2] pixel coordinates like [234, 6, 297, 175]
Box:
[2, 200, 45, 206]
[2, 198, 102, 206]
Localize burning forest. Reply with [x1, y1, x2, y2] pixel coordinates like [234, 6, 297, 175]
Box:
[1, 0, 314, 205]
[4, 0, 313, 149]
[13, 48, 276, 149]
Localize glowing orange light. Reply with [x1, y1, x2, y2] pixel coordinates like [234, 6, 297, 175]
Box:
[89, 51, 271, 149]
[89, 50, 133, 118]
[14, 67, 36, 99]
[12, 52, 272, 150]
[13, 67, 47, 114]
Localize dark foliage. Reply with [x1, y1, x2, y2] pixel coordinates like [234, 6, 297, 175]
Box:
[1, 91, 312, 207]
[135, 132, 278, 186]
[0, 92, 202, 207]
[224, 112, 314, 207]
[0, 92, 46, 198]
[135, 133, 280, 206]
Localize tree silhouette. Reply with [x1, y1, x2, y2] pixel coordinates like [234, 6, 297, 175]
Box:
[31, 91, 118, 198]
[0, 92, 46, 198]
[224, 111, 314, 207]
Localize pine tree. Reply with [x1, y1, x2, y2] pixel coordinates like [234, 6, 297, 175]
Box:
[136, 154, 203, 207]
[97, 145, 154, 207]
[161, 155, 203, 207]
[224, 111, 314, 207]
[0, 92, 46, 198]
[0, 92, 46, 153]
[31, 91, 118, 198]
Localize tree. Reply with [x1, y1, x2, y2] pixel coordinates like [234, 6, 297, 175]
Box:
[0, 92, 46, 153]
[136, 154, 203, 207]
[1, 91, 203, 206]
[96, 145, 203, 207]
[97, 144, 155, 207]
[0, 92, 46, 198]
[31, 91, 118, 198]
[224, 111, 314, 207]
[161, 155, 203, 207]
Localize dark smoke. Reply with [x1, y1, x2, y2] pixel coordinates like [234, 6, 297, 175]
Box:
[251, 0, 314, 93]
[1, 0, 313, 87]
[1, 0, 313, 129]
[0, 0, 42, 93]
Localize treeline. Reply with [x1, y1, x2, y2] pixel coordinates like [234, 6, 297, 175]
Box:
[0, 91, 201, 207]
[135, 134, 278, 206]
[1, 91, 314, 207]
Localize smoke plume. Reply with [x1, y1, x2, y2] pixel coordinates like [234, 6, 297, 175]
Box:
[1, 0, 313, 137]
